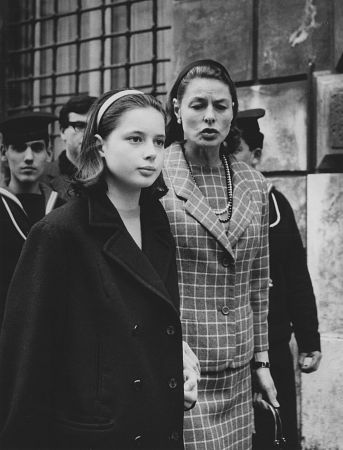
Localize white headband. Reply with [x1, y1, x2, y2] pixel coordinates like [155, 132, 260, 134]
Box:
[96, 89, 143, 129]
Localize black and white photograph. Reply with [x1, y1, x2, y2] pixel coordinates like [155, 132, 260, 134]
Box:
[0, 1, 342, 449]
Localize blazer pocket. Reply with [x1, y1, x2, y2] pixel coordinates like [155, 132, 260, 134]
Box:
[54, 416, 115, 432]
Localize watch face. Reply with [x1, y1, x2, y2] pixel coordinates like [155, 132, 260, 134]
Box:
[253, 361, 270, 369]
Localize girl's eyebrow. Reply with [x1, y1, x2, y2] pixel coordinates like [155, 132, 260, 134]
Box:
[123, 130, 145, 135]
[123, 130, 165, 138]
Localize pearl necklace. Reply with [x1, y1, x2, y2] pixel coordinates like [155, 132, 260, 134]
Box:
[184, 150, 233, 223]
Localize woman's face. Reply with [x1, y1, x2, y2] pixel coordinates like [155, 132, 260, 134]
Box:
[174, 77, 233, 150]
[99, 106, 165, 192]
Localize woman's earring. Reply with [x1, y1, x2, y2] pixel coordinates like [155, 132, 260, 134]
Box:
[177, 117, 182, 124]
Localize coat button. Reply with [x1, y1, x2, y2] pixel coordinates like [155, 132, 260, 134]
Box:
[133, 379, 142, 391]
[166, 325, 175, 335]
[221, 305, 230, 315]
[222, 256, 230, 267]
[169, 378, 177, 389]
[133, 435, 143, 447]
[132, 324, 140, 336]
[170, 430, 180, 441]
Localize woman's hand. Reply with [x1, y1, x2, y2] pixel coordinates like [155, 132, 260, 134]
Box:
[183, 341, 200, 410]
[252, 351, 279, 410]
[253, 368, 279, 410]
[252, 351, 279, 409]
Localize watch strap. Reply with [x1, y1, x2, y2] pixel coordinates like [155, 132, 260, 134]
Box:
[253, 361, 270, 369]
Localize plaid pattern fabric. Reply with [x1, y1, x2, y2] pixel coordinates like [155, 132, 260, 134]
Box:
[188, 162, 228, 215]
[184, 364, 253, 450]
[162, 143, 270, 371]
[161, 144, 269, 448]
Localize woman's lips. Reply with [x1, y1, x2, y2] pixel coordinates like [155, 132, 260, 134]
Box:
[200, 128, 219, 138]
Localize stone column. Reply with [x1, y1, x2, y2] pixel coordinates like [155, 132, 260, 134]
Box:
[304, 173, 343, 449]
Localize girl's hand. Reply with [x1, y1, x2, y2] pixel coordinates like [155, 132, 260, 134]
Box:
[183, 367, 198, 410]
[183, 341, 201, 378]
[183, 341, 200, 410]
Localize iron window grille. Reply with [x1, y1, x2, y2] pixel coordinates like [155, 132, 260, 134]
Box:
[5, 0, 172, 150]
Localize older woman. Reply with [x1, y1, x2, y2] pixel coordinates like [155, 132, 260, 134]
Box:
[161, 60, 278, 449]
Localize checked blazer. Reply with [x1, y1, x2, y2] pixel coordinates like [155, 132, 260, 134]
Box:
[161, 143, 270, 372]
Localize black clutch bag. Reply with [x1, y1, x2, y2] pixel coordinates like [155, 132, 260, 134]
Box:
[253, 402, 287, 449]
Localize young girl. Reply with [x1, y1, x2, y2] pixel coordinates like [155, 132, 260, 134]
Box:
[0, 90, 197, 449]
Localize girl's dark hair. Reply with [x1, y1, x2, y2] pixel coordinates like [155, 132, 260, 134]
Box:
[76, 89, 166, 190]
[165, 59, 240, 155]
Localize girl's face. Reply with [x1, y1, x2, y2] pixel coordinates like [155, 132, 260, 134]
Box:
[100, 106, 165, 192]
[173, 77, 233, 150]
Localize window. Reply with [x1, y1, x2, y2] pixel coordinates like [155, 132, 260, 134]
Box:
[6, 0, 172, 151]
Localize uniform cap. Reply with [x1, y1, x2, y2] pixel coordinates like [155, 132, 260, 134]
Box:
[236, 108, 265, 150]
[236, 108, 265, 133]
[0, 111, 57, 145]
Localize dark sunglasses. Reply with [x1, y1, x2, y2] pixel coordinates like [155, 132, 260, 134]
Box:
[67, 121, 87, 132]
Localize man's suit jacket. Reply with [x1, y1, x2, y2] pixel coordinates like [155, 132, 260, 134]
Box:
[162, 143, 269, 372]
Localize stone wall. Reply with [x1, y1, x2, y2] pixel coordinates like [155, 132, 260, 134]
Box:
[304, 174, 343, 449]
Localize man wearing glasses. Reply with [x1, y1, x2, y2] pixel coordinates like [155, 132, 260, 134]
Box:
[0, 112, 64, 325]
[43, 94, 96, 200]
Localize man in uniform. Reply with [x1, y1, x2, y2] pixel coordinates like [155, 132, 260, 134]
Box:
[43, 94, 96, 200]
[0, 112, 63, 325]
[235, 108, 322, 450]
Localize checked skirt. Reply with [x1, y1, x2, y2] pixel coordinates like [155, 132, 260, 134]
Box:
[184, 364, 253, 450]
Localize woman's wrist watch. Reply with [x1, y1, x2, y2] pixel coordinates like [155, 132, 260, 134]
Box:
[252, 361, 270, 369]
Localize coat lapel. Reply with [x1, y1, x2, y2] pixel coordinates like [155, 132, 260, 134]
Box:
[227, 158, 255, 248]
[88, 191, 176, 311]
[140, 200, 174, 286]
[165, 144, 234, 259]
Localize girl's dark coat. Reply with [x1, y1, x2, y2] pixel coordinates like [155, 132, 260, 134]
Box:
[0, 189, 184, 450]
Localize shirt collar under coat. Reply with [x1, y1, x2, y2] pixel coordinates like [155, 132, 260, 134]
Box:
[163, 143, 257, 260]
[0, 183, 59, 240]
[87, 188, 178, 313]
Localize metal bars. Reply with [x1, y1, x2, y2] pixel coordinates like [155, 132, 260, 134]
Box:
[5, 0, 171, 114]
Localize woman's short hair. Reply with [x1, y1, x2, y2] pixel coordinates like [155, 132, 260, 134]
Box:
[165, 59, 240, 154]
[76, 90, 166, 189]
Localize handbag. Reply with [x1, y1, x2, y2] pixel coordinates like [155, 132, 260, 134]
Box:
[252, 402, 287, 449]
